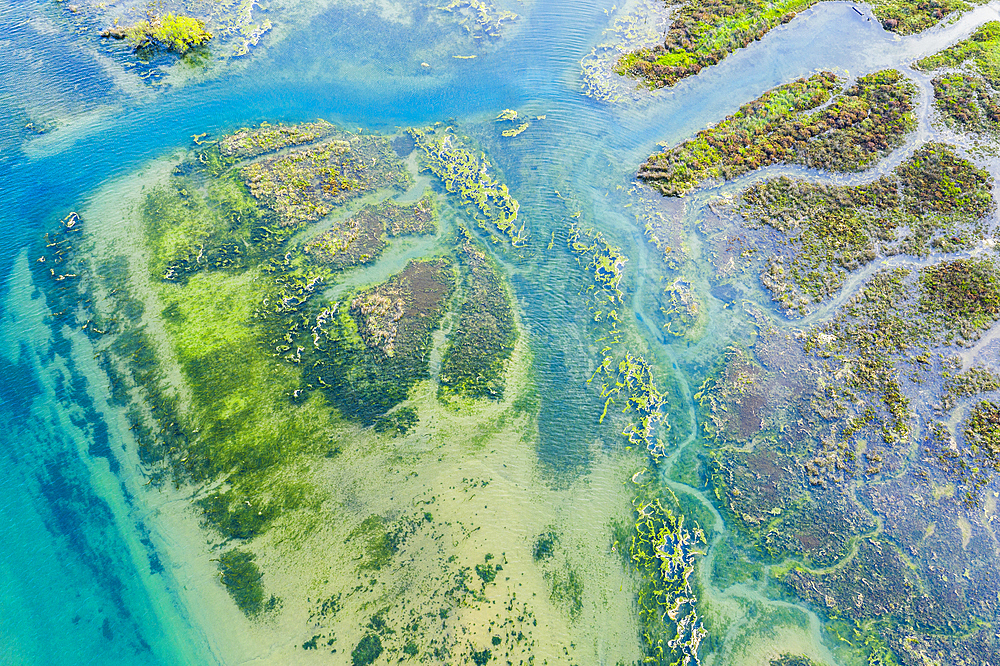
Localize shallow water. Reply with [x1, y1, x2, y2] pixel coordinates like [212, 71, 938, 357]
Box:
[3, 0, 1000, 663]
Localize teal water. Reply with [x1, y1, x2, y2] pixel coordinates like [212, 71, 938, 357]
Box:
[2, 0, 999, 663]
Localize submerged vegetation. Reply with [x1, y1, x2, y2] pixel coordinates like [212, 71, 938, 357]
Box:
[617, 0, 973, 89]
[40, 119, 535, 635]
[439, 227, 516, 400]
[639, 70, 916, 196]
[218, 549, 277, 617]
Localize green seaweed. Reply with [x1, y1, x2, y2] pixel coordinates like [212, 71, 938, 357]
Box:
[218, 549, 277, 617]
[409, 127, 526, 246]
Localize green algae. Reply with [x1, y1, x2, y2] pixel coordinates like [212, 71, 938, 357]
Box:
[617, 0, 974, 89]
[568, 223, 627, 312]
[596, 353, 669, 460]
[439, 227, 516, 400]
[624, 491, 706, 665]
[660, 280, 702, 339]
[409, 126, 526, 246]
[437, 0, 519, 40]
[639, 71, 915, 196]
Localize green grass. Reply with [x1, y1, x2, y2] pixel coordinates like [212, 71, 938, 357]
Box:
[640, 70, 916, 196]
[618, 0, 974, 88]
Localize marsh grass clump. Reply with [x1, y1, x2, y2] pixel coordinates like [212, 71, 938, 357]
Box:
[919, 258, 1000, 342]
[617, 0, 968, 89]
[916, 21, 1000, 84]
[640, 71, 915, 196]
[439, 227, 516, 400]
[942, 366, 1000, 411]
[916, 22, 1000, 135]
[218, 121, 336, 161]
[241, 131, 411, 227]
[740, 143, 993, 313]
[304, 195, 437, 269]
[965, 400, 1000, 462]
[103, 13, 213, 55]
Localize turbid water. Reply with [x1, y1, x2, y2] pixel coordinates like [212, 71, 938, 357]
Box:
[4, 0, 1000, 664]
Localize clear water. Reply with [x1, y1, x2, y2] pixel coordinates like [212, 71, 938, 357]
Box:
[2, 0, 999, 663]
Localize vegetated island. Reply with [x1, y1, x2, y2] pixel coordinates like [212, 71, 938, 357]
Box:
[616, 0, 981, 89]
[638, 69, 916, 196]
[914, 21, 1000, 136]
[101, 12, 212, 54]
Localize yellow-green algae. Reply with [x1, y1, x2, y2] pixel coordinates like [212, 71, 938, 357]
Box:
[409, 126, 527, 246]
[102, 12, 213, 54]
[564, 216, 708, 664]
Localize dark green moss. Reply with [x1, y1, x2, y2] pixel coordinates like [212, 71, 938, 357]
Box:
[351, 633, 383, 666]
[218, 549, 272, 617]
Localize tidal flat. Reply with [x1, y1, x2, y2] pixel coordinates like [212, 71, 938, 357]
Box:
[6, 0, 1000, 664]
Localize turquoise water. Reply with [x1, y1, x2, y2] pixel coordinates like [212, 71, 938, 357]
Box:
[2, 0, 999, 663]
